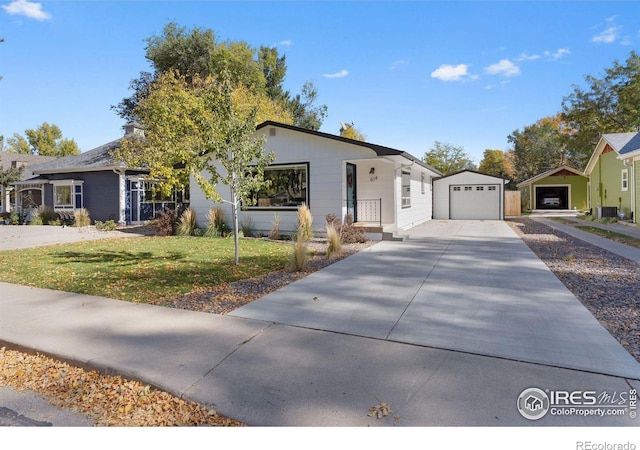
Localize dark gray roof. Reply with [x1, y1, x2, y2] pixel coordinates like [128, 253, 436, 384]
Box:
[257, 121, 442, 176]
[0, 152, 58, 180]
[29, 139, 125, 174]
[602, 132, 640, 155]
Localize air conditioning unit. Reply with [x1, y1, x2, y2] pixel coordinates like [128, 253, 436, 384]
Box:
[596, 206, 618, 219]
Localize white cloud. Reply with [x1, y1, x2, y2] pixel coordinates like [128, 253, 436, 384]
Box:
[515, 52, 541, 62]
[275, 39, 292, 47]
[592, 16, 620, 43]
[324, 69, 349, 79]
[544, 48, 571, 60]
[389, 59, 408, 71]
[430, 64, 477, 82]
[485, 59, 520, 77]
[2, 0, 51, 20]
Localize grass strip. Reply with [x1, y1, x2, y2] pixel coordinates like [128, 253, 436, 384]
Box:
[574, 226, 640, 249]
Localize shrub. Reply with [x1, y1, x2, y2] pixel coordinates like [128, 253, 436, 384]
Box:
[29, 214, 43, 225]
[73, 208, 91, 227]
[326, 223, 342, 259]
[324, 213, 368, 244]
[177, 207, 197, 236]
[269, 213, 281, 240]
[9, 210, 20, 225]
[296, 204, 313, 242]
[288, 232, 308, 272]
[240, 217, 254, 237]
[95, 220, 118, 231]
[205, 207, 230, 237]
[152, 208, 178, 236]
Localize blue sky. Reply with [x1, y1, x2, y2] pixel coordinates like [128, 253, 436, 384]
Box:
[1, 1, 639, 165]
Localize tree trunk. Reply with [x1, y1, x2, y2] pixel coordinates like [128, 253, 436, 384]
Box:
[230, 184, 240, 266]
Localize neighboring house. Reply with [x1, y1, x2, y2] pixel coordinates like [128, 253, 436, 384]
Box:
[584, 132, 640, 222]
[11, 123, 188, 224]
[0, 152, 57, 214]
[516, 165, 588, 211]
[432, 170, 508, 220]
[190, 121, 442, 236]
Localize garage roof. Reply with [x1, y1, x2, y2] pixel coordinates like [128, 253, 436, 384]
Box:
[516, 165, 586, 188]
[433, 169, 509, 182]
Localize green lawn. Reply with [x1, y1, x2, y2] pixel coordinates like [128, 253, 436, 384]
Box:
[575, 226, 640, 249]
[0, 236, 292, 303]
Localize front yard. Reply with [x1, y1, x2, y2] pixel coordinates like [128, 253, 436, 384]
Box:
[0, 236, 292, 303]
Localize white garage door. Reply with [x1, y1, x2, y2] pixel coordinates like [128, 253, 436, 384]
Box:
[450, 184, 501, 220]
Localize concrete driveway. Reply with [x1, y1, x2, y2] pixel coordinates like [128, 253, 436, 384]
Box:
[0, 225, 149, 251]
[231, 220, 640, 379]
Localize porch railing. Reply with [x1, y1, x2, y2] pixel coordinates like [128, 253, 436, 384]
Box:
[347, 198, 382, 226]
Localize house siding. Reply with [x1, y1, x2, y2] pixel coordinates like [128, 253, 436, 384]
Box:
[190, 126, 380, 235]
[590, 151, 632, 217]
[46, 171, 120, 222]
[396, 166, 433, 229]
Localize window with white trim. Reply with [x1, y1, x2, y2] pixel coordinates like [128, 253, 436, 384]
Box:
[622, 169, 629, 191]
[52, 180, 83, 210]
[401, 169, 411, 208]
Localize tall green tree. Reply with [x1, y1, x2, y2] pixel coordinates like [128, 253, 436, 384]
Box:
[562, 50, 640, 167]
[478, 149, 512, 178]
[114, 71, 277, 265]
[6, 123, 79, 156]
[114, 22, 328, 131]
[507, 116, 568, 183]
[423, 141, 475, 175]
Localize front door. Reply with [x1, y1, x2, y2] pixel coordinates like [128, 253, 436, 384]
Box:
[346, 163, 357, 222]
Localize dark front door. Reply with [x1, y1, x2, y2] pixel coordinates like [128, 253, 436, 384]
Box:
[346, 163, 357, 222]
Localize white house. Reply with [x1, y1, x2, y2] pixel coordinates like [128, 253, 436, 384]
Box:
[433, 170, 508, 220]
[190, 121, 442, 237]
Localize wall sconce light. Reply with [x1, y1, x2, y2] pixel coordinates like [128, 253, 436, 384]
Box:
[369, 167, 375, 174]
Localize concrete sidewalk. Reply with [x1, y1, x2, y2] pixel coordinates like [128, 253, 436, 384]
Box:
[1, 221, 639, 426]
[530, 216, 640, 263]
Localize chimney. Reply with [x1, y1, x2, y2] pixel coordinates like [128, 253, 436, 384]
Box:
[123, 121, 144, 137]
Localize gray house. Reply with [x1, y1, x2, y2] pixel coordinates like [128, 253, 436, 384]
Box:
[1, 152, 57, 214]
[12, 123, 187, 224]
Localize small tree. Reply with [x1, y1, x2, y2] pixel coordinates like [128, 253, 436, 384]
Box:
[115, 71, 276, 265]
[423, 141, 475, 175]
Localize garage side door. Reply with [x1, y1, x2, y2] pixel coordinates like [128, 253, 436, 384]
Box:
[450, 185, 500, 220]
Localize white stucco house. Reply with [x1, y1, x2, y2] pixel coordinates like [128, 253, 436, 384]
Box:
[433, 170, 508, 220]
[190, 121, 442, 237]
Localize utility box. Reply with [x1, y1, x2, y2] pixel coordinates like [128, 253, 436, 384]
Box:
[596, 206, 618, 219]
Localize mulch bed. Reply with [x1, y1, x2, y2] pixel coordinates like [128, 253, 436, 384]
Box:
[148, 238, 374, 314]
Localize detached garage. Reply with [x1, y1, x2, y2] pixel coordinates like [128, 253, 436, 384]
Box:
[516, 166, 588, 212]
[433, 170, 507, 220]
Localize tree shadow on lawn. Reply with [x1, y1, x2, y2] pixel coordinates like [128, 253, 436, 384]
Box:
[51, 250, 186, 266]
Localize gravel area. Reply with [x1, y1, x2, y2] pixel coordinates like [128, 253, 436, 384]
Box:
[149, 238, 375, 314]
[507, 217, 640, 363]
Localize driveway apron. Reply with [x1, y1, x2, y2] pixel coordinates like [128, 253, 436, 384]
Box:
[230, 220, 640, 379]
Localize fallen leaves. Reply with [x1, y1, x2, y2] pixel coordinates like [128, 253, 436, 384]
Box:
[0, 347, 244, 427]
[368, 401, 393, 419]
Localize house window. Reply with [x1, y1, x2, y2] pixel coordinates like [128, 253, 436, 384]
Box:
[401, 169, 411, 208]
[249, 163, 308, 209]
[622, 169, 629, 191]
[52, 180, 83, 210]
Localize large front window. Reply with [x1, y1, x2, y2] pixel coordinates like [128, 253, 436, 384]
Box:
[249, 163, 309, 209]
[52, 180, 83, 210]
